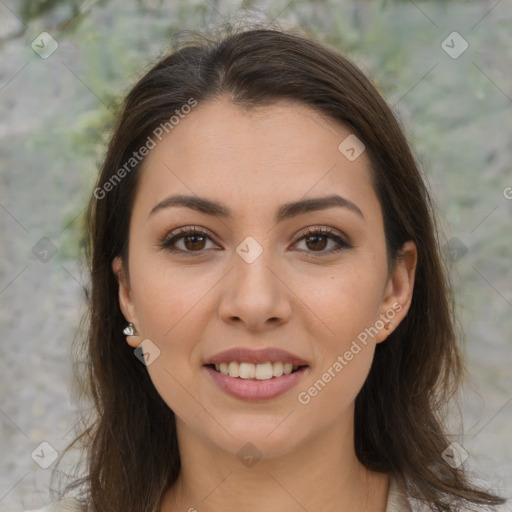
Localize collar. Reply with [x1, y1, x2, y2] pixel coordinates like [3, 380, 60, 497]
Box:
[386, 474, 413, 512]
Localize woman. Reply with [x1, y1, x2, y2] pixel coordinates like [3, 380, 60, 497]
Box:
[28, 22, 507, 512]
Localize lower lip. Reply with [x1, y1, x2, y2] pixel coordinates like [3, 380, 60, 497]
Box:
[204, 365, 309, 401]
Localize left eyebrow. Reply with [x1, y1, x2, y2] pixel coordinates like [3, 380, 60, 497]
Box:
[148, 194, 365, 222]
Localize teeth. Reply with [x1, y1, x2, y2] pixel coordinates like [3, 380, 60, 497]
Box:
[255, 362, 273, 380]
[228, 361, 239, 377]
[272, 361, 283, 377]
[213, 362, 302, 380]
[239, 362, 255, 379]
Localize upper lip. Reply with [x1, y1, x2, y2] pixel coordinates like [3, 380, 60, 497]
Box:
[204, 347, 309, 366]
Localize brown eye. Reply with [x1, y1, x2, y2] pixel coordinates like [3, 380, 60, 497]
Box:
[161, 227, 216, 253]
[294, 227, 352, 255]
[304, 234, 329, 251]
[182, 234, 207, 251]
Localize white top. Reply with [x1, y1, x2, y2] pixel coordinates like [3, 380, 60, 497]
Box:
[22, 476, 510, 511]
[23, 498, 82, 512]
[21, 477, 413, 511]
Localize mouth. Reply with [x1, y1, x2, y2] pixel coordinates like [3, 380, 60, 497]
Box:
[203, 362, 310, 401]
[204, 362, 309, 380]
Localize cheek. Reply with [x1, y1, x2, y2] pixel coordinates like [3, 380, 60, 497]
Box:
[134, 298, 209, 426]
[129, 250, 217, 340]
[128, 257, 217, 414]
[282, 270, 383, 418]
[295, 343, 374, 425]
[294, 279, 379, 420]
[298, 266, 383, 349]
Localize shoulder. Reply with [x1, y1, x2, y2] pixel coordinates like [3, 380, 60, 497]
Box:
[386, 475, 511, 512]
[492, 502, 512, 512]
[386, 475, 415, 511]
[23, 497, 83, 512]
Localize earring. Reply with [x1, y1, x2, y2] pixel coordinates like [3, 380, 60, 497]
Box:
[123, 322, 140, 336]
[384, 322, 391, 331]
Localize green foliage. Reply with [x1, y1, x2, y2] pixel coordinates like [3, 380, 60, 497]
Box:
[19, 0, 82, 20]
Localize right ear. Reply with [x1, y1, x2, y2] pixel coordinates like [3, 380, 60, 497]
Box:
[112, 256, 139, 348]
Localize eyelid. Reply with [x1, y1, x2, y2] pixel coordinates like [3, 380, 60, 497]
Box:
[294, 225, 351, 245]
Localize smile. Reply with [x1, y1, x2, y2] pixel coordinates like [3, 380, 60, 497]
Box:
[209, 361, 306, 380]
[204, 364, 309, 401]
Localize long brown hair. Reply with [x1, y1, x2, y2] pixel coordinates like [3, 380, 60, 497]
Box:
[56, 20, 506, 512]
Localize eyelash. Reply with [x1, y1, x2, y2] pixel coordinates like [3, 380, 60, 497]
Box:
[159, 226, 352, 257]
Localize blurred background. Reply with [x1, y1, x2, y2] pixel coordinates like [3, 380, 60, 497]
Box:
[0, 0, 511, 510]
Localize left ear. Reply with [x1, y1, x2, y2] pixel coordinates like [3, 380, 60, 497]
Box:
[376, 240, 417, 343]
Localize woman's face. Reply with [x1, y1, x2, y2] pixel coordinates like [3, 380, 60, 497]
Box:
[113, 97, 416, 458]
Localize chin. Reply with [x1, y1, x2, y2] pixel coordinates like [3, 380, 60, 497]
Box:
[207, 415, 305, 459]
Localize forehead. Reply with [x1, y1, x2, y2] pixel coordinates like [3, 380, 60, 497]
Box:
[133, 97, 381, 224]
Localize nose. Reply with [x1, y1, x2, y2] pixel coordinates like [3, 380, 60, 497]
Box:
[217, 248, 292, 331]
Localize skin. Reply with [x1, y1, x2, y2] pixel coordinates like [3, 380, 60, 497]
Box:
[112, 96, 417, 512]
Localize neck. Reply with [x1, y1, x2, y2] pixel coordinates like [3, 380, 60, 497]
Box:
[160, 415, 389, 512]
